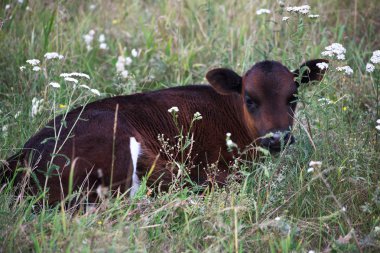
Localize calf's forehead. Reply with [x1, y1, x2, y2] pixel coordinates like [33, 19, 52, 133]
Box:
[243, 62, 296, 97]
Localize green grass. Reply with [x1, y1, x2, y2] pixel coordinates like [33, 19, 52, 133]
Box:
[1, 0, 380, 252]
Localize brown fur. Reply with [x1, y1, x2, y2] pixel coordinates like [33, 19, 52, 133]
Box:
[2, 59, 327, 203]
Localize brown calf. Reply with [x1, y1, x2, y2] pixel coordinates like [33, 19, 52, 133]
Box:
[2, 59, 327, 203]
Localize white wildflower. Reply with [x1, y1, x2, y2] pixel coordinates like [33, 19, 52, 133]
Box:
[26, 59, 40, 66]
[336, 54, 346, 60]
[116, 56, 126, 72]
[90, 89, 101, 96]
[116, 55, 133, 76]
[131, 49, 141, 58]
[274, 217, 281, 221]
[309, 161, 322, 168]
[89, 4, 96, 10]
[226, 132, 237, 149]
[18, 0, 24, 3]
[99, 43, 108, 50]
[98, 34, 105, 43]
[336, 66, 353, 75]
[377, 119, 380, 124]
[321, 43, 346, 60]
[286, 5, 310, 14]
[193, 112, 202, 120]
[308, 251, 316, 253]
[44, 52, 64, 60]
[308, 14, 319, 19]
[366, 63, 375, 73]
[60, 72, 90, 79]
[64, 77, 78, 84]
[370, 50, 380, 64]
[318, 97, 332, 105]
[120, 70, 129, 78]
[282, 16, 289, 22]
[26, 6, 30, 11]
[256, 9, 271, 15]
[49, 82, 60, 88]
[2, 124, 8, 133]
[307, 167, 314, 173]
[376, 119, 380, 131]
[14, 111, 21, 119]
[125, 56, 132, 65]
[83, 34, 94, 45]
[5, 4, 11, 10]
[19, 66, 26, 71]
[83, 30, 95, 51]
[31, 97, 44, 118]
[79, 84, 91, 89]
[316, 62, 329, 70]
[168, 106, 179, 113]
[376, 125, 380, 131]
[32, 66, 41, 72]
[341, 207, 347, 212]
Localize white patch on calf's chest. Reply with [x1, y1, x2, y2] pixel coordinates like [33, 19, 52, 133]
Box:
[129, 137, 141, 197]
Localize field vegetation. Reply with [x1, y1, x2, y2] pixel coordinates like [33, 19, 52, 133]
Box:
[0, 0, 379, 252]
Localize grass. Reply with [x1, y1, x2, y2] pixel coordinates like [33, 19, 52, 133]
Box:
[1, 0, 380, 252]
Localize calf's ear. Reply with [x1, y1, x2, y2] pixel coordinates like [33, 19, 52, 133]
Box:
[293, 59, 329, 85]
[206, 68, 242, 95]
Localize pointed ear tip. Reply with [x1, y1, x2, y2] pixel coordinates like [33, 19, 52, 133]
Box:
[205, 69, 217, 81]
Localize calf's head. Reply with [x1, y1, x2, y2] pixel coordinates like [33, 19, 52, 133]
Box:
[206, 59, 328, 151]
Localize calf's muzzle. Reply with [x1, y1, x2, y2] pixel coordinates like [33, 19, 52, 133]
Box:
[259, 130, 295, 152]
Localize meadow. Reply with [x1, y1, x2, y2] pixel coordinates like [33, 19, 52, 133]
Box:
[0, 0, 380, 252]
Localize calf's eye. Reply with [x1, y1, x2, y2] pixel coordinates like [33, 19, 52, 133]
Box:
[245, 95, 259, 111]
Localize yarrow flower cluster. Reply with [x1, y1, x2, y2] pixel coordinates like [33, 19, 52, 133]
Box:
[370, 50, 380, 64]
[282, 16, 289, 22]
[49, 82, 60, 88]
[26, 59, 40, 66]
[316, 62, 329, 70]
[256, 9, 271, 15]
[24, 59, 42, 72]
[131, 48, 142, 58]
[226, 132, 237, 150]
[286, 5, 310, 14]
[78, 84, 102, 96]
[318, 97, 332, 106]
[31, 97, 44, 118]
[308, 14, 319, 19]
[116, 55, 131, 78]
[115, 49, 140, 79]
[307, 160, 322, 173]
[168, 106, 179, 113]
[60, 72, 90, 79]
[321, 43, 346, 60]
[366, 63, 375, 73]
[376, 119, 380, 131]
[365, 50, 380, 73]
[336, 66, 353, 75]
[44, 52, 64, 60]
[98, 34, 108, 50]
[193, 112, 202, 120]
[64, 77, 78, 84]
[82, 30, 109, 51]
[83, 29, 95, 51]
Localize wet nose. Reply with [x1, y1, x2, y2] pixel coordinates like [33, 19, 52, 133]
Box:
[260, 131, 295, 151]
